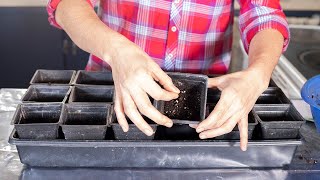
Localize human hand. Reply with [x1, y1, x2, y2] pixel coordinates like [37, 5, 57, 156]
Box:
[196, 69, 269, 151]
[108, 39, 180, 136]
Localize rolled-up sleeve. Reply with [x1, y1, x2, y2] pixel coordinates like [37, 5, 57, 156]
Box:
[47, 0, 95, 29]
[238, 0, 290, 53]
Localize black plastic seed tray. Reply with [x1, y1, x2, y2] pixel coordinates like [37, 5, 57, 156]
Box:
[22, 85, 71, 103]
[12, 103, 63, 139]
[256, 87, 291, 105]
[154, 72, 208, 124]
[30, 70, 76, 85]
[69, 85, 114, 103]
[9, 128, 302, 168]
[61, 103, 112, 140]
[254, 105, 305, 139]
[73, 70, 114, 85]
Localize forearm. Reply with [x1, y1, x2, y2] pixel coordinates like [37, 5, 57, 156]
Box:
[55, 0, 126, 64]
[246, 29, 284, 88]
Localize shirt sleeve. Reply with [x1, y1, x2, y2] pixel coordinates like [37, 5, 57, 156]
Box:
[47, 0, 95, 29]
[238, 0, 290, 53]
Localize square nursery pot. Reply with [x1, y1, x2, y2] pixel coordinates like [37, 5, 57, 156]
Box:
[69, 85, 114, 103]
[154, 72, 208, 124]
[30, 70, 76, 85]
[256, 87, 291, 105]
[214, 111, 258, 140]
[73, 70, 114, 85]
[111, 106, 157, 140]
[61, 103, 111, 140]
[254, 105, 305, 139]
[22, 85, 71, 103]
[12, 103, 63, 139]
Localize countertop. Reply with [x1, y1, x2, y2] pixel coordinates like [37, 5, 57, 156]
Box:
[0, 88, 320, 179]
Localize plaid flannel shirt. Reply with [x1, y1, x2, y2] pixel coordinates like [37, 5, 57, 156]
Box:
[47, 0, 289, 74]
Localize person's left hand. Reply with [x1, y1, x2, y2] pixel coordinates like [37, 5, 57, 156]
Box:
[195, 69, 269, 151]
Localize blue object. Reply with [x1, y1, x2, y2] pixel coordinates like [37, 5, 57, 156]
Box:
[301, 75, 320, 132]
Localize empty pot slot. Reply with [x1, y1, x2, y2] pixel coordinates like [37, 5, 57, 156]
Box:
[205, 103, 216, 118]
[22, 85, 70, 102]
[256, 88, 290, 104]
[157, 124, 200, 140]
[74, 70, 114, 85]
[155, 73, 208, 124]
[13, 103, 63, 139]
[30, 70, 75, 84]
[69, 85, 114, 103]
[207, 88, 221, 104]
[254, 105, 304, 139]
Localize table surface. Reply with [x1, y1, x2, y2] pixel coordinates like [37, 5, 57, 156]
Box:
[0, 89, 319, 180]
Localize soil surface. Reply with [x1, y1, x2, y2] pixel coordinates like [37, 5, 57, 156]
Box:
[163, 79, 204, 121]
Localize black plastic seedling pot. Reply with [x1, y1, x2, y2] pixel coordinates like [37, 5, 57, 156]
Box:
[254, 105, 305, 139]
[22, 85, 71, 103]
[256, 87, 291, 104]
[61, 103, 111, 140]
[214, 111, 258, 140]
[30, 70, 76, 85]
[154, 72, 208, 124]
[73, 70, 114, 85]
[111, 115, 157, 140]
[12, 103, 63, 139]
[69, 85, 114, 103]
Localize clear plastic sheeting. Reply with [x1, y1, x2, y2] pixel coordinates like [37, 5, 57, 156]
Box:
[0, 88, 26, 112]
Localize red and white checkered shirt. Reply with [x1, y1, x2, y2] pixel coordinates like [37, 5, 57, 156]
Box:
[47, 0, 289, 74]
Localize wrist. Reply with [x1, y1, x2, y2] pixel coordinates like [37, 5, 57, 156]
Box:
[101, 32, 129, 67]
[244, 66, 271, 92]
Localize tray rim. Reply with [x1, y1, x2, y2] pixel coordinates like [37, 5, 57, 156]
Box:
[8, 129, 303, 148]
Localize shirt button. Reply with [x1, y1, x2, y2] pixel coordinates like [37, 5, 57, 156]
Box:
[168, 53, 173, 59]
[171, 26, 177, 32]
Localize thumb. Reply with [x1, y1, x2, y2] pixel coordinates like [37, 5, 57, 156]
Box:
[152, 66, 180, 94]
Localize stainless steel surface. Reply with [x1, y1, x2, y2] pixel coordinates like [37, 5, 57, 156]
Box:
[1, 89, 320, 179]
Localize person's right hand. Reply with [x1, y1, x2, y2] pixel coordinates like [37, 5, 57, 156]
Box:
[108, 38, 180, 136]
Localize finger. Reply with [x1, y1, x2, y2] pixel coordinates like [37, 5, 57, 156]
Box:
[121, 90, 154, 136]
[151, 65, 180, 93]
[189, 124, 198, 129]
[140, 76, 179, 101]
[208, 76, 224, 88]
[196, 91, 232, 133]
[130, 87, 173, 127]
[113, 88, 129, 132]
[238, 116, 248, 151]
[199, 115, 238, 139]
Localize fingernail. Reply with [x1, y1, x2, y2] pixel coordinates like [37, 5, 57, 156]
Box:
[122, 126, 129, 132]
[174, 86, 180, 93]
[189, 124, 197, 129]
[165, 121, 173, 127]
[144, 129, 154, 136]
[200, 134, 207, 139]
[242, 146, 247, 151]
[196, 128, 204, 133]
